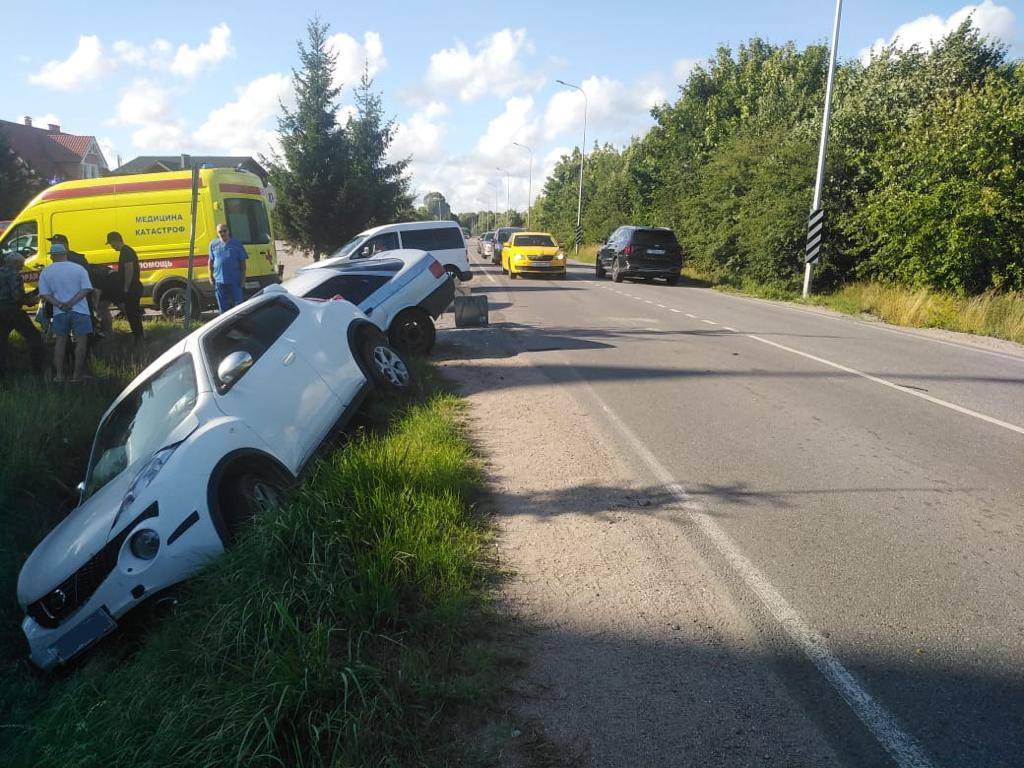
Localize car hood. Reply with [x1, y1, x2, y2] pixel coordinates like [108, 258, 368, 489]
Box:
[17, 468, 136, 606]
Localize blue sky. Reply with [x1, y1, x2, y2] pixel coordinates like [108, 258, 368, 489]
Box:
[5, 1, 1020, 211]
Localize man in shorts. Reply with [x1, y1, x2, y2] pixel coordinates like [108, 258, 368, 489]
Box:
[38, 243, 93, 382]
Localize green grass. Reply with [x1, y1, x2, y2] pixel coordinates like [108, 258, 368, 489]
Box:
[571, 244, 598, 264]
[1, 329, 497, 767]
[809, 283, 1024, 344]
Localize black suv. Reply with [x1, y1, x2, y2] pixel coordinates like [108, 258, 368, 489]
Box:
[595, 226, 683, 285]
[491, 226, 526, 265]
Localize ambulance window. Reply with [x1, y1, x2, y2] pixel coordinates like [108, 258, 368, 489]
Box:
[0, 221, 38, 258]
[225, 198, 271, 245]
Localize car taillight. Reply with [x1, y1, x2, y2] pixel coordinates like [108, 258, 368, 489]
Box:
[428, 259, 444, 278]
[623, 245, 634, 256]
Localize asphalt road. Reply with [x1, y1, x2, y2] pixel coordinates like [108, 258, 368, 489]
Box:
[461, 250, 1024, 768]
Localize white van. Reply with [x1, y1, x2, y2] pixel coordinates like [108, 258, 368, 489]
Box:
[321, 221, 472, 281]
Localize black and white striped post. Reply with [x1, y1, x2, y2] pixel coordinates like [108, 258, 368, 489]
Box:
[806, 208, 824, 265]
[803, 0, 843, 299]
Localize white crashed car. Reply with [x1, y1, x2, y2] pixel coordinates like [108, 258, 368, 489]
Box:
[17, 285, 411, 670]
[284, 248, 455, 356]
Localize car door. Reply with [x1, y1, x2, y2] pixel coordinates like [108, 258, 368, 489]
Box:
[598, 228, 620, 268]
[204, 296, 341, 470]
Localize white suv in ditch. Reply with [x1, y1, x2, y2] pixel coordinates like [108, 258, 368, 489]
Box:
[17, 285, 411, 670]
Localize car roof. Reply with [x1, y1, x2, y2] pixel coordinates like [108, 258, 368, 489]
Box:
[510, 231, 556, 238]
[357, 219, 463, 238]
[306, 248, 430, 273]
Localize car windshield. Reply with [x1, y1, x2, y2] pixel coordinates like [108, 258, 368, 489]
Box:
[514, 235, 555, 247]
[633, 229, 679, 247]
[328, 234, 367, 260]
[84, 355, 198, 499]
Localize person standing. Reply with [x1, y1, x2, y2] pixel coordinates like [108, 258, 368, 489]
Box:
[37, 243, 92, 383]
[0, 252, 45, 381]
[209, 224, 247, 313]
[105, 231, 144, 345]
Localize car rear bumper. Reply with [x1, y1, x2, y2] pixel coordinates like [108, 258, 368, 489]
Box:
[420, 277, 456, 319]
[621, 260, 681, 278]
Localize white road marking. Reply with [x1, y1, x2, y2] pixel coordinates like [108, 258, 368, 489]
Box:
[702, 319, 718, 326]
[685, 313, 697, 319]
[711, 289, 1024, 365]
[747, 334, 1024, 436]
[723, 326, 737, 332]
[645, 300, 655, 304]
[577, 381, 937, 768]
[657, 304, 667, 308]
[670, 308, 682, 313]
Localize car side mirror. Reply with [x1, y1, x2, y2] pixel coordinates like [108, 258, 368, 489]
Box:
[217, 350, 254, 386]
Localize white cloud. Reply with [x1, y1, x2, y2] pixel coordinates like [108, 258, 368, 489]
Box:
[476, 96, 539, 161]
[390, 101, 449, 162]
[33, 114, 62, 128]
[425, 28, 542, 102]
[327, 31, 387, 92]
[171, 23, 233, 77]
[113, 38, 174, 68]
[194, 73, 293, 156]
[542, 145, 571, 179]
[116, 80, 187, 150]
[29, 35, 106, 90]
[543, 75, 666, 141]
[673, 58, 701, 84]
[859, 1, 1017, 63]
[97, 136, 119, 168]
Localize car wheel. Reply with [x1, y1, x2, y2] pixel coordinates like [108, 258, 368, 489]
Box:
[595, 259, 606, 278]
[666, 275, 680, 286]
[612, 260, 624, 283]
[157, 284, 201, 320]
[388, 308, 436, 355]
[361, 336, 412, 392]
[222, 472, 286, 542]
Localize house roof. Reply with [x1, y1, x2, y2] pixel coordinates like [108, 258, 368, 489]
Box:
[114, 155, 268, 180]
[0, 119, 105, 181]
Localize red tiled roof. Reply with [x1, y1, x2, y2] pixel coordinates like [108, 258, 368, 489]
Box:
[47, 132, 94, 157]
[0, 120, 106, 180]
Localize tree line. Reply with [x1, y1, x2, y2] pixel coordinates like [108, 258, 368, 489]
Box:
[531, 22, 1023, 295]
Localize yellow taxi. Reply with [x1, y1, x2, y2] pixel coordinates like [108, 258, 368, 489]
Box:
[501, 231, 566, 279]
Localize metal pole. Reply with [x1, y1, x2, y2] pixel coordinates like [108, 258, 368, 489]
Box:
[804, 0, 842, 299]
[184, 164, 200, 332]
[513, 141, 533, 229]
[496, 167, 510, 226]
[557, 79, 588, 256]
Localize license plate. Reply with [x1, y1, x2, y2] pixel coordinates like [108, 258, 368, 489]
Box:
[52, 608, 117, 663]
[647, 249, 665, 255]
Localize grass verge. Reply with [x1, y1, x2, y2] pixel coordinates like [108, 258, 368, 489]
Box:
[678, 266, 1024, 345]
[3, 347, 496, 766]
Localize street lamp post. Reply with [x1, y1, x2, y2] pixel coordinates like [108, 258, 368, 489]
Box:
[496, 167, 511, 226]
[556, 79, 588, 255]
[804, 0, 843, 299]
[512, 141, 533, 229]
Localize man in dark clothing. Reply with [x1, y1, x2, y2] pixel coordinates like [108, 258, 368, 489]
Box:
[105, 231, 144, 344]
[0, 252, 45, 379]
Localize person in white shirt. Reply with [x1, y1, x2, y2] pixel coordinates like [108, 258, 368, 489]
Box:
[38, 243, 93, 383]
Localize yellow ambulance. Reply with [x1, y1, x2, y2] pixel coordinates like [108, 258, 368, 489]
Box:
[0, 167, 280, 318]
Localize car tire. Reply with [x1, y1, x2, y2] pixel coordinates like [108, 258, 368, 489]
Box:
[388, 308, 436, 355]
[222, 472, 286, 542]
[157, 283, 201, 320]
[612, 260, 624, 283]
[595, 260, 606, 278]
[666, 275, 680, 286]
[361, 335, 412, 392]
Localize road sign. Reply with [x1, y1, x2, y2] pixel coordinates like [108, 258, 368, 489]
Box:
[805, 208, 824, 264]
[574, 224, 584, 246]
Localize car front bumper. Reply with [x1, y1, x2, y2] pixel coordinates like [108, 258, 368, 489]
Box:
[512, 261, 566, 275]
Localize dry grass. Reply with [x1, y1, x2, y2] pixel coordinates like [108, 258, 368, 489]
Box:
[811, 283, 1024, 344]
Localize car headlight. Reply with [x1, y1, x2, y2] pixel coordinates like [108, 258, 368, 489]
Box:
[555, 252, 565, 260]
[514, 254, 524, 261]
[129, 529, 160, 560]
[120, 445, 179, 511]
